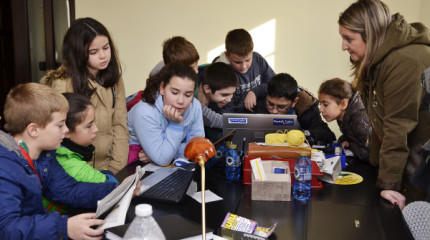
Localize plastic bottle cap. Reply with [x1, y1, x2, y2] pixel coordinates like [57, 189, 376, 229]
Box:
[300, 152, 308, 156]
[135, 204, 152, 217]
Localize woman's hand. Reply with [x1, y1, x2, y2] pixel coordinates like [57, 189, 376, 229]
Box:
[163, 105, 183, 123]
[68, 213, 104, 240]
[380, 190, 406, 210]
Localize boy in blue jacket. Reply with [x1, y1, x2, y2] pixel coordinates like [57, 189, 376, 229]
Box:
[0, 83, 117, 240]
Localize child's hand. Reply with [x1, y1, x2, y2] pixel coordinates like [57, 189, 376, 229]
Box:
[341, 140, 350, 148]
[163, 105, 183, 123]
[121, 176, 142, 197]
[68, 213, 104, 240]
[244, 91, 256, 112]
[380, 190, 406, 210]
[138, 149, 152, 163]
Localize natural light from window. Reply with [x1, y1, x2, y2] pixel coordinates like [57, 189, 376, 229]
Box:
[207, 19, 276, 70]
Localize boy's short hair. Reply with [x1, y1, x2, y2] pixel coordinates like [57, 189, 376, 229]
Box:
[225, 29, 254, 57]
[4, 83, 69, 135]
[162, 36, 200, 65]
[267, 73, 298, 101]
[202, 62, 239, 93]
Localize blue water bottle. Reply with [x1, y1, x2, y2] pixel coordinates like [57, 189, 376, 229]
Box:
[206, 143, 228, 169]
[225, 142, 241, 181]
[293, 152, 312, 200]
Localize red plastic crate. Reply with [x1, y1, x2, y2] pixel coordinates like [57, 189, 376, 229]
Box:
[243, 156, 323, 189]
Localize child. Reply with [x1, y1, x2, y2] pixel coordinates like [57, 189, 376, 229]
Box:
[150, 36, 200, 75]
[42, 17, 129, 174]
[128, 63, 205, 165]
[127, 36, 200, 111]
[196, 62, 238, 129]
[255, 73, 336, 146]
[318, 78, 370, 161]
[0, 83, 117, 239]
[42, 93, 119, 214]
[214, 28, 275, 113]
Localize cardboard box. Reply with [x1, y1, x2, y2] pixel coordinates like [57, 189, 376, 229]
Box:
[251, 161, 291, 201]
[244, 156, 323, 189]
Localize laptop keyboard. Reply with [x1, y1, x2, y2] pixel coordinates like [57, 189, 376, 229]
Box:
[140, 169, 194, 203]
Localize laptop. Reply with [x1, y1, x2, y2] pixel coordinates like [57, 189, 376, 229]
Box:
[306, 201, 386, 240]
[139, 166, 195, 203]
[222, 113, 301, 152]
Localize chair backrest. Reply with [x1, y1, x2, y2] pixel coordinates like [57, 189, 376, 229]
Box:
[402, 201, 430, 240]
[126, 90, 144, 112]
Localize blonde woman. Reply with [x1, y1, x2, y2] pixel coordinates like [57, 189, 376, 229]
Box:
[338, 0, 430, 207]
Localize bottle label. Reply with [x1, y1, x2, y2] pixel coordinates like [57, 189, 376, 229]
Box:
[226, 156, 240, 167]
[294, 166, 312, 181]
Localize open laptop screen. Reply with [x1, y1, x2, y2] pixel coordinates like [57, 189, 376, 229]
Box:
[222, 113, 301, 152]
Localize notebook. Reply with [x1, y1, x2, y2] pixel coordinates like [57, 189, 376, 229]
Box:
[222, 113, 301, 152]
[306, 201, 386, 240]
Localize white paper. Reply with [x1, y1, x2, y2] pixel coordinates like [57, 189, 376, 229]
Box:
[190, 190, 222, 203]
[250, 158, 267, 181]
[143, 162, 161, 172]
[186, 180, 198, 196]
[94, 166, 146, 229]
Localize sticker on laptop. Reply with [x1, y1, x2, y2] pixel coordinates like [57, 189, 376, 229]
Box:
[273, 119, 295, 126]
[228, 118, 248, 124]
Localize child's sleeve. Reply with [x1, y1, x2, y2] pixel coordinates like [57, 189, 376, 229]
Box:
[178, 100, 206, 158]
[201, 103, 223, 129]
[56, 151, 107, 183]
[109, 78, 130, 172]
[129, 104, 185, 166]
[43, 159, 116, 209]
[250, 52, 275, 98]
[348, 110, 371, 161]
[0, 169, 69, 240]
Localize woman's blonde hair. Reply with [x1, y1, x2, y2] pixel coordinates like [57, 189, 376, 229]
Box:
[338, 0, 391, 91]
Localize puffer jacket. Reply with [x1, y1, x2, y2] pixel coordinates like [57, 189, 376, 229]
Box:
[41, 65, 130, 173]
[0, 130, 116, 239]
[363, 14, 430, 190]
[337, 91, 370, 161]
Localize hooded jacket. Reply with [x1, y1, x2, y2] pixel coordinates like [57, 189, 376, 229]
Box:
[337, 91, 370, 161]
[0, 130, 116, 239]
[41, 65, 130, 173]
[128, 94, 205, 166]
[363, 14, 430, 190]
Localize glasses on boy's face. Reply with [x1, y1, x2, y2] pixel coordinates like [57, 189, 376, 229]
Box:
[266, 99, 292, 113]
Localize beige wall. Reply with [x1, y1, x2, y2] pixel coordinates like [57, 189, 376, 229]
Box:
[75, 0, 428, 137]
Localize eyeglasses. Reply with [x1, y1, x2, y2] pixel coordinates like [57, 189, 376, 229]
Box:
[266, 99, 292, 112]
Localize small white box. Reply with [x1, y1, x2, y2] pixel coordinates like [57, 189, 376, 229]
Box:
[251, 161, 291, 201]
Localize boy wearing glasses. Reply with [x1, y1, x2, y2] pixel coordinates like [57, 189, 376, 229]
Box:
[256, 73, 336, 145]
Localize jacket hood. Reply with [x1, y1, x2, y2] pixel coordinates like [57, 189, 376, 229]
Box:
[343, 91, 365, 123]
[0, 130, 22, 158]
[40, 65, 69, 87]
[372, 13, 430, 66]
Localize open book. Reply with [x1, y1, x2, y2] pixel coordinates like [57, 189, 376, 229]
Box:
[95, 165, 146, 229]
